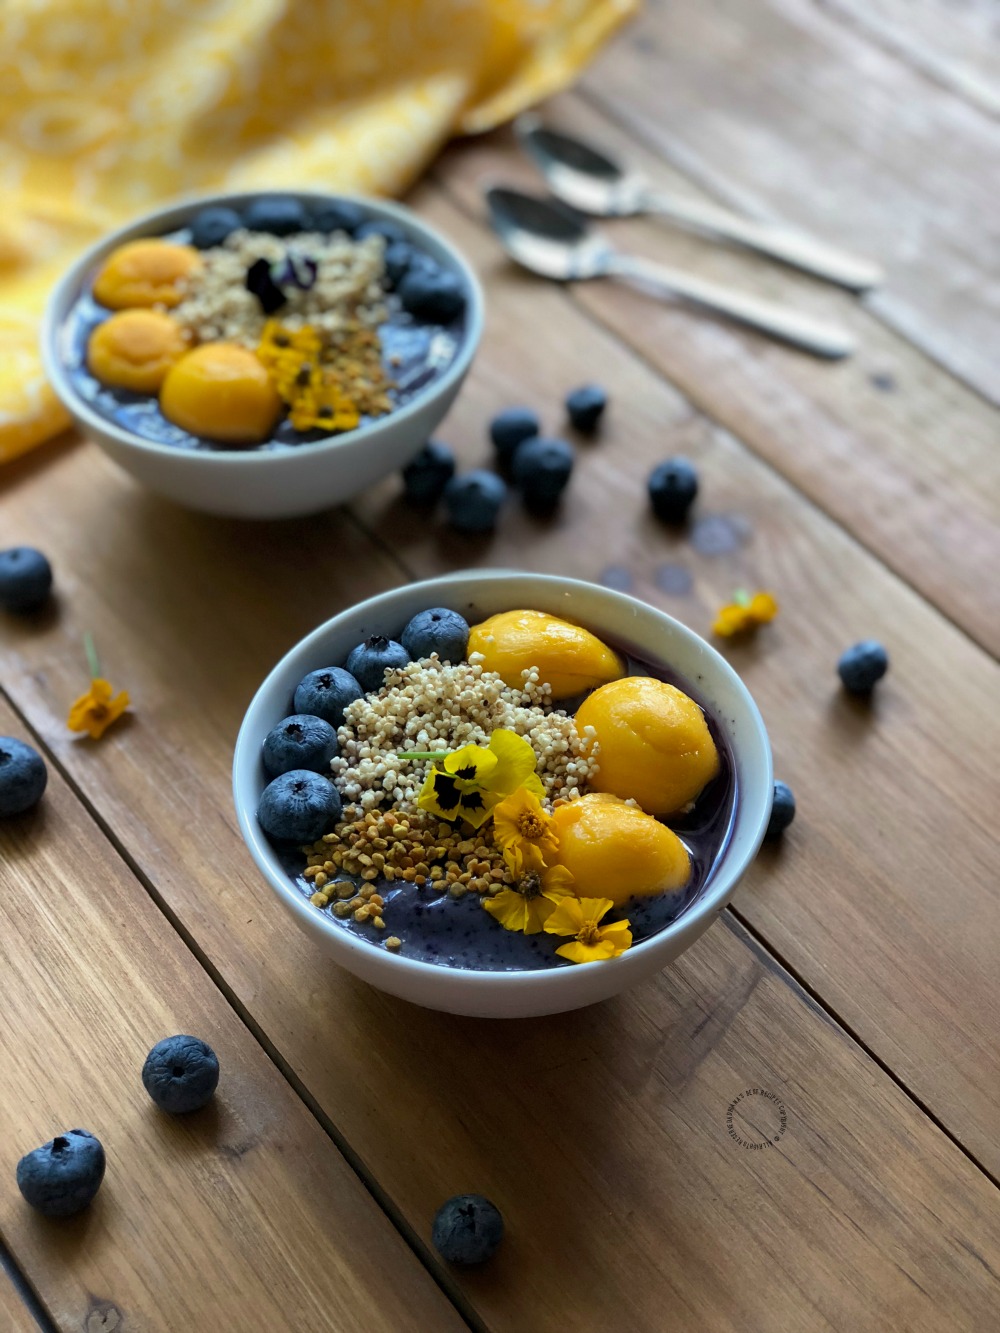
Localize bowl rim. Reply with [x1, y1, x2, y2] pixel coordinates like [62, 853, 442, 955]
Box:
[40, 188, 484, 467]
[233, 571, 774, 990]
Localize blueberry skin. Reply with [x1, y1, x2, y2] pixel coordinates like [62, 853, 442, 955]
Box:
[766, 781, 796, 839]
[310, 200, 365, 235]
[257, 770, 342, 843]
[398, 264, 466, 323]
[292, 667, 363, 728]
[512, 436, 574, 509]
[432, 1195, 504, 1266]
[189, 205, 243, 250]
[346, 635, 411, 693]
[401, 440, 456, 505]
[0, 737, 47, 817]
[355, 218, 408, 247]
[0, 546, 53, 612]
[401, 609, 470, 664]
[383, 240, 415, 287]
[489, 407, 540, 466]
[16, 1130, 105, 1217]
[648, 457, 699, 524]
[262, 714, 339, 778]
[142, 1035, 220, 1114]
[838, 640, 889, 694]
[565, 383, 607, 434]
[244, 196, 310, 236]
[444, 471, 507, 534]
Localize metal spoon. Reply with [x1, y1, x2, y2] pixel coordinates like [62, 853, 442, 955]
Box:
[516, 115, 882, 293]
[486, 187, 855, 359]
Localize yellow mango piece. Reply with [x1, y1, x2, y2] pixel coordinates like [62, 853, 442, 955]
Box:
[93, 239, 201, 310]
[468, 609, 623, 699]
[87, 309, 190, 393]
[159, 343, 282, 445]
[552, 793, 690, 906]
[576, 676, 720, 816]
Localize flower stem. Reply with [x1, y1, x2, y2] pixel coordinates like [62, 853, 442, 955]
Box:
[83, 633, 101, 680]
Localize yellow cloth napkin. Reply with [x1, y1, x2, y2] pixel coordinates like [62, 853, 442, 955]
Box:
[0, 0, 636, 463]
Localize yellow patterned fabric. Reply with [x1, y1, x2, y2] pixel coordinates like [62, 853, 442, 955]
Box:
[0, 0, 636, 462]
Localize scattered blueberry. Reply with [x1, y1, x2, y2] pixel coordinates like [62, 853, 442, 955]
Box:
[432, 1195, 504, 1266]
[401, 439, 456, 505]
[383, 240, 416, 287]
[346, 635, 410, 693]
[189, 205, 243, 250]
[16, 1130, 105, 1217]
[648, 457, 699, 524]
[0, 737, 47, 817]
[565, 383, 607, 434]
[292, 667, 363, 728]
[766, 781, 796, 839]
[355, 218, 408, 247]
[838, 640, 889, 695]
[243, 196, 309, 236]
[489, 407, 540, 467]
[401, 609, 470, 664]
[257, 769, 342, 843]
[398, 264, 466, 323]
[443, 471, 507, 534]
[310, 200, 366, 235]
[0, 546, 53, 612]
[512, 436, 574, 510]
[262, 714, 338, 778]
[142, 1035, 220, 1114]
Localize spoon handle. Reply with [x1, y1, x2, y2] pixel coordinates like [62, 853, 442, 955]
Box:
[642, 190, 882, 292]
[606, 253, 855, 359]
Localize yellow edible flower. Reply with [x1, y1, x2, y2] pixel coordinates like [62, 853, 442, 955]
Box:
[67, 677, 130, 740]
[492, 785, 560, 864]
[483, 846, 576, 935]
[416, 729, 544, 828]
[543, 896, 633, 964]
[713, 591, 779, 638]
[257, 320, 361, 433]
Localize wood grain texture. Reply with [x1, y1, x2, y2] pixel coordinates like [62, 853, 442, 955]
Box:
[0, 695, 466, 1333]
[435, 93, 1000, 656]
[580, 0, 1000, 403]
[0, 1265, 38, 1333]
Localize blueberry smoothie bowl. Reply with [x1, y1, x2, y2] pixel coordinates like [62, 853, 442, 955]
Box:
[42, 191, 483, 518]
[234, 573, 773, 1017]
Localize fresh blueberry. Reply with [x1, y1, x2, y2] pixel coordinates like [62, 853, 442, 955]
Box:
[401, 440, 456, 505]
[310, 200, 366, 235]
[189, 205, 243, 250]
[382, 240, 416, 287]
[257, 769, 342, 843]
[512, 436, 574, 510]
[292, 667, 363, 728]
[244, 196, 310, 236]
[355, 218, 408, 247]
[0, 546, 53, 612]
[16, 1130, 105, 1217]
[838, 640, 889, 695]
[766, 781, 796, 839]
[398, 264, 466, 323]
[0, 737, 47, 817]
[401, 609, 470, 664]
[346, 635, 410, 693]
[262, 714, 338, 778]
[432, 1194, 504, 1266]
[489, 407, 540, 467]
[142, 1035, 220, 1114]
[443, 471, 507, 534]
[648, 457, 699, 524]
[565, 383, 607, 434]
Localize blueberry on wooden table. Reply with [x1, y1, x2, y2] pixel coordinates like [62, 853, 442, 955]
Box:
[346, 636, 411, 693]
[142, 1035, 220, 1114]
[262, 715, 339, 778]
[401, 609, 470, 664]
[648, 458, 699, 524]
[766, 781, 796, 839]
[0, 736, 47, 817]
[16, 1129, 105, 1217]
[401, 440, 456, 505]
[0, 546, 53, 612]
[512, 436, 574, 510]
[257, 770, 342, 843]
[398, 264, 466, 323]
[565, 383, 608, 434]
[489, 406, 540, 466]
[244, 196, 310, 236]
[189, 205, 243, 249]
[292, 667, 363, 728]
[444, 471, 507, 534]
[432, 1195, 504, 1265]
[838, 641, 889, 695]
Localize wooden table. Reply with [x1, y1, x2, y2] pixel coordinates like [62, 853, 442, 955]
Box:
[2, 2, 999, 1329]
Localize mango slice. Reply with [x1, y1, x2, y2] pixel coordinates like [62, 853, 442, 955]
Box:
[467, 609, 622, 699]
[93, 239, 201, 310]
[575, 676, 720, 815]
[159, 343, 282, 444]
[87, 309, 190, 393]
[552, 792, 690, 905]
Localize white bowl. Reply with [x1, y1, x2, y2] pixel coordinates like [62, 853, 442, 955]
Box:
[41, 191, 483, 519]
[233, 572, 773, 1017]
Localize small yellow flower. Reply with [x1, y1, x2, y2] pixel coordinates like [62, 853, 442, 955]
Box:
[67, 677, 130, 740]
[713, 590, 779, 638]
[416, 730, 544, 828]
[483, 849, 576, 934]
[492, 786, 560, 864]
[543, 896, 633, 964]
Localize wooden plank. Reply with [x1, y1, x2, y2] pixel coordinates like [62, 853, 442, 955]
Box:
[578, 0, 1000, 403]
[0, 699, 466, 1333]
[0, 1264, 40, 1333]
[434, 94, 1000, 656]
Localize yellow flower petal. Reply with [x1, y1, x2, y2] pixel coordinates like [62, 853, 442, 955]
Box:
[67, 678, 130, 740]
[713, 604, 752, 637]
[749, 592, 779, 624]
[492, 785, 560, 862]
[542, 895, 586, 937]
[555, 938, 618, 964]
[483, 889, 535, 933]
[481, 729, 542, 797]
[444, 743, 499, 783]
